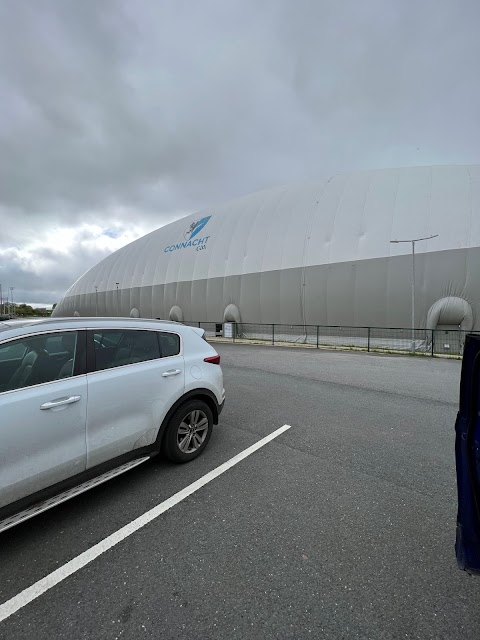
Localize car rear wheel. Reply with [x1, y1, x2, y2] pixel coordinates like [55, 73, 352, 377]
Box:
[162, 400, 213, 463]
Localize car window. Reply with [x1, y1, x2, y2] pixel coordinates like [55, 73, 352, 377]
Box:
[44, 334, 64, 355]
[93, 332, 123, 348]
[93, 329, 161, 372]
[157, 332, 180, 357]
[0, 342, 27, 362]
[0, 331, 78, 392]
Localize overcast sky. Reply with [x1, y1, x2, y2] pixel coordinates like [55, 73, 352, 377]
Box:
[1, 0, 479, 307]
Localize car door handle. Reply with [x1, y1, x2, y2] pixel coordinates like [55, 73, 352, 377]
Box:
[162, 369, 182, 377]
[40, 396, 81, 410]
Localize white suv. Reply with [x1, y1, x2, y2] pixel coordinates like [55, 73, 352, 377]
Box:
[0, 317, 225, 533]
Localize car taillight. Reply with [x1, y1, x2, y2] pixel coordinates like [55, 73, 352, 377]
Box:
[204, 355, 221, 365]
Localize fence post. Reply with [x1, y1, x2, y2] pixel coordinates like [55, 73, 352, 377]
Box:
[272, 324, 275, 345]
[198, 322, 201, 328]
[367, 327, 371, 352]
[316, 325, 319, 349]
[431, 329, 435, 357]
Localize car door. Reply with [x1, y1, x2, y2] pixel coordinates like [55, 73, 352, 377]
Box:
[85, 328, 185, 468]
[0, 330, 87, 510]
[455, 333, 480, 574]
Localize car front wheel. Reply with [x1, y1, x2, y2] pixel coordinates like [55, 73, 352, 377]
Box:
[162, 400, 213, 463]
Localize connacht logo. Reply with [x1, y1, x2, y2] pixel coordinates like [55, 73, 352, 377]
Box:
[184, 216, 211, 241]
[164, 215, 212, 253]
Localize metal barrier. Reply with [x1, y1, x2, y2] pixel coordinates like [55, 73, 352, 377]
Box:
[186, 321, 479, 357]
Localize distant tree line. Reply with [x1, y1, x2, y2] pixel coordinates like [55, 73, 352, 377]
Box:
[11, 303, 52, 317]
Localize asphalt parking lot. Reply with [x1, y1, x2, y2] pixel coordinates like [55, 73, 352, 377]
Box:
[1, 343, 480, 639]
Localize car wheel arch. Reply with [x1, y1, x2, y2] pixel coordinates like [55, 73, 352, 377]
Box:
[155, 388, 220, 450]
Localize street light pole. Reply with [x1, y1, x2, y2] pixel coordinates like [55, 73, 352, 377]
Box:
[390, 235, 438, 352]
[94, 286, 98, 317]
[9, 287, 14, 317]
[115, 283, 120, 316]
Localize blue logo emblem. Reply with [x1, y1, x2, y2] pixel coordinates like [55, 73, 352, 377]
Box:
[164, 215, 212, 253]
[184, 216, 211, 241]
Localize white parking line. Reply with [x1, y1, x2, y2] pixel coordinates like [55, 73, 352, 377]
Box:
[0, 424, 291, 624]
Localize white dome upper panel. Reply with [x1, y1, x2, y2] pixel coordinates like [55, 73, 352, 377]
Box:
[62, 164, 480, 299]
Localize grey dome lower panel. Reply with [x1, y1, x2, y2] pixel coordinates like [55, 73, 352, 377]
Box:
[53, 247, 480, 330]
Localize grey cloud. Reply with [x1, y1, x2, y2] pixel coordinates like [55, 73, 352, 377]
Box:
[275, 1, 480, 163]
[0, 248, 88, 305]
[0, 226, 133, 304]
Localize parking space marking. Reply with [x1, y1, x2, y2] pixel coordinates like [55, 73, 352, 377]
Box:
[0, 424, 291, 624]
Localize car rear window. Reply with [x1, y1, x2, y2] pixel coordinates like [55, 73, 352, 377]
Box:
[157, 332, 180, 357]
[93, 329, 161, 371]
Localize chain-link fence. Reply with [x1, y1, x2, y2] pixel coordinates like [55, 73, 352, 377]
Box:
[186, 321, 479, 357]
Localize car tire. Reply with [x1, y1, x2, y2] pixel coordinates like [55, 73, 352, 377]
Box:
[162, 400, 213, 463]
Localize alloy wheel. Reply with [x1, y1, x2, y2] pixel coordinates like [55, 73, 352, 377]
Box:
[177, 409, 209, 454]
